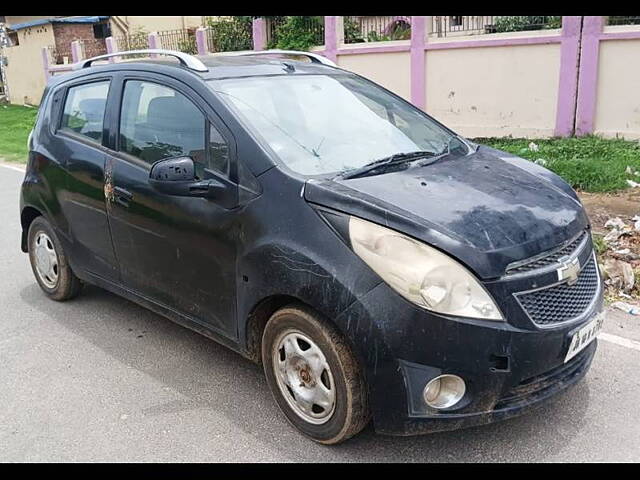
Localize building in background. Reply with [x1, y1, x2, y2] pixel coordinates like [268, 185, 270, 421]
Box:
[0, 15, 201, 105]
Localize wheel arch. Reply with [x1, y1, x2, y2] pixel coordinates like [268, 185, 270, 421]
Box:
[20, 206, 43, 252]
[243, 293, 367, 369]
[244, 294, 311, 364]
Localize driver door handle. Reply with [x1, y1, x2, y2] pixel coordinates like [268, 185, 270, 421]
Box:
[113, 186, 133, 208]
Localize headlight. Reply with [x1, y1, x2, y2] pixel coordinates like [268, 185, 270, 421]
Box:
[349, 216, 504, 321]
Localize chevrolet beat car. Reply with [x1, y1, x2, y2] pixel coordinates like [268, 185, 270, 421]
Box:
[20, 49, 605, 444]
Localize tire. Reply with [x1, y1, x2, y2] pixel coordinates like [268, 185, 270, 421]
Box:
[27, 216, 82, 301]
[262, 304, 370, 444]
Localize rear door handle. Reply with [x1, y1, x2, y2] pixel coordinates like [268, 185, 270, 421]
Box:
[113, 186, 133, 208]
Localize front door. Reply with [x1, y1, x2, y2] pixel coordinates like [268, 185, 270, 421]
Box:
[105, 75, 239, 339]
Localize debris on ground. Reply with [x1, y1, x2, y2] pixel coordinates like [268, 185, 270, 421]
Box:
[593, 211, 640, 307]
[528, 142, 539, 152]
[603, 258, 635, 292]
[611, 301, 640, 316]
[605, 217, 627, 229]
[625, 165, 640, 176]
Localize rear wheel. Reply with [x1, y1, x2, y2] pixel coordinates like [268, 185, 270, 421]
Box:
[28, 216, 82, 301]
[262, 305, 370, 444]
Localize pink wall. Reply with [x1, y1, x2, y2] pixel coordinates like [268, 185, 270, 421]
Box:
[44, 16, 631, 138]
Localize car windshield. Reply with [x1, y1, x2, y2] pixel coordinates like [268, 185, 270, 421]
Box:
[209, 73, 465, 176]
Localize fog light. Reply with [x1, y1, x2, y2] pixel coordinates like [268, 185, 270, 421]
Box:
[423, 374, 466, 409]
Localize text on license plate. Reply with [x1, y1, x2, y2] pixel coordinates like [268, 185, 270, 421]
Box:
[564, 312, 605, 363]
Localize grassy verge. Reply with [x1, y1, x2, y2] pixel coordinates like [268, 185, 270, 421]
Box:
[476, 136, 640, 193]
[0, 104, 38, 162]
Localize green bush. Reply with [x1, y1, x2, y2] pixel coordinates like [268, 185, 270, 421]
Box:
[177, 36, 197, 55]
[344, 17, 365, 43]
[366, 24, 411, 42]
[492, 16, 561, 33]
[271, 16, 324, 51]
[206, 17, 253, 52]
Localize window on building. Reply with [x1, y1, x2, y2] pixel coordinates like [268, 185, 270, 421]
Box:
[93, 23, 111, 39]
[7, 30, 19, 46]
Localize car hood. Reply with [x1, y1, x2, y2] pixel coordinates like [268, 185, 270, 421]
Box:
[304, 146, 589, 279]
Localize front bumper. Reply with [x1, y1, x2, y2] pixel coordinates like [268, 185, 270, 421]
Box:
[336, 275, 604, 436]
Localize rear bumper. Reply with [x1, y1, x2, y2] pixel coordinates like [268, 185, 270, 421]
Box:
[335, 279, 603, 436]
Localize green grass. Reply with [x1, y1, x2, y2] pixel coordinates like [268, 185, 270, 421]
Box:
[0, 103, 38, 162]
[592, 233, 608, 257]
[476, 136, 640, 193]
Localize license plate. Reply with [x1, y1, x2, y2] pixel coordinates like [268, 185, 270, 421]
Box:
[564, 312, 605, 363]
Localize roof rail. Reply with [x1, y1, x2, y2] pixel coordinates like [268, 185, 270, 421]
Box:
[75, 49, 208, 72]
[216, 49, 337, 67]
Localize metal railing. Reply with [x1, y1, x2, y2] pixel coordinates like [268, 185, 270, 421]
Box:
[430, 16, 562, 38]
[205, 18, 253, 52]
[78, 38, 107, 59]
[113, 32, 149, 52]
[266, 17, 285, 46]
[607, 16, 640, 26]
[344, 16, 412, 43]
[266, 16, 324, 48]
[157, 28, 197, 54]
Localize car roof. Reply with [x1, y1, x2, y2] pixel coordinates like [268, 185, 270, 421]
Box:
[49, 53, 344, 87]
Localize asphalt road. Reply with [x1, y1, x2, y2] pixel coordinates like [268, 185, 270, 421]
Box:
[1, 162, 639, 462]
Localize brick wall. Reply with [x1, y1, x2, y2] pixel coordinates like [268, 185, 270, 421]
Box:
[52, 23, 107, 63]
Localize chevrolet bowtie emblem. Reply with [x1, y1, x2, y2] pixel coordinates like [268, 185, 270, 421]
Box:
[557, 257, 581, 285]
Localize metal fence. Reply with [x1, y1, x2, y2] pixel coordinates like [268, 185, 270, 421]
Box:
[79, 38, 107, 59]
[157, 28, 197, 54]
[266, 16, 324, 48]
[344, 16, 412, 43]
[113, 32, 149, 52]
[266, 17, 285, 46]
[607, 16, 640, 26]
[205, 18, 253, 52]
[430, 16, 562, 38]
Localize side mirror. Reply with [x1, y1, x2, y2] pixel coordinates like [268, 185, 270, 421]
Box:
[150, 156, 196, 182]
[149, 156, 238, 208]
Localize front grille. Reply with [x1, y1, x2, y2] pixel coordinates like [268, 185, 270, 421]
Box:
[495, 345, 593, 410]
[506, 230, 588, 275]
[515, 256, 599, 326]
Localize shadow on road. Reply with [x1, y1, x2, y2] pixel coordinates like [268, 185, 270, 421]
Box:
[19, 282, 593, 462]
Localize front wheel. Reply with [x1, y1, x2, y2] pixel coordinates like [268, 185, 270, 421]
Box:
[262, 305, 370, 444]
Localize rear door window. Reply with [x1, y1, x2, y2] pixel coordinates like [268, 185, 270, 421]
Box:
[60, 81, 110, 144]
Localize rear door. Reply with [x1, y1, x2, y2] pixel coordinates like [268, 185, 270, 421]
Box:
[50, 77, 120, 282]
[104, 72, 239, 339]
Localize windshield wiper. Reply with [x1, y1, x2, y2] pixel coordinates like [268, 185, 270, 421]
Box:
[337, 150, 440, 180]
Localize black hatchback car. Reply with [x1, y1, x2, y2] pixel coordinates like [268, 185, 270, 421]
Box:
[20, 49, 605, 444]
